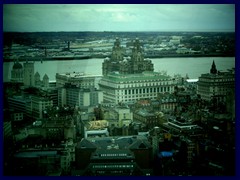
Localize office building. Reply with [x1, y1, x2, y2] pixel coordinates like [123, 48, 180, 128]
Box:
[99, 71, 175, 103]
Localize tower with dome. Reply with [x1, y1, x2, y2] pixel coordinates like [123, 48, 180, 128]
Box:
[102, 38, 154, 76]
[11, 60, 24, 83]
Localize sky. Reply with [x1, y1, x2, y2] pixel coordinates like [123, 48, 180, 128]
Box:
[3, 4, 235, 32]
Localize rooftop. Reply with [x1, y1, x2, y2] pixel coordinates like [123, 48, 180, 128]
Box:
[186, 79, 199, 83]
[135, 109, 155, 117]
[56, 72, 102, 78]
[77, 136, 151, 150]
[103, 71, 172, 82]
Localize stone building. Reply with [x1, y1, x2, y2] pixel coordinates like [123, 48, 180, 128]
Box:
[197, 61, 235, 102]
[11, 61, 23, 82]
[102, 38, 154, 76]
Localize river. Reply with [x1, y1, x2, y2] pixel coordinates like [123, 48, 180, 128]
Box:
[3, 57, 235, 82]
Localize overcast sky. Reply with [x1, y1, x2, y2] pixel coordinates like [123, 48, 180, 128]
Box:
[3, 4, 235, 32]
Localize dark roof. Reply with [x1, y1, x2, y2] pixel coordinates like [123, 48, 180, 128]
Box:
[76, 138, 97, 149]
[13, 62, 23, 69]
[43, 74, 49, 79]
[129, 139, 152, 150]
[77, 136, 151, 150]
[35, 72, 40, 77]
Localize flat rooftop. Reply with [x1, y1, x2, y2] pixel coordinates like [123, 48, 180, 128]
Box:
[103, 71, 172, 82]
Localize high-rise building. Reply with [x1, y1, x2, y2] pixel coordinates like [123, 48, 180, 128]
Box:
[23, 61, 35, 87]
[197, 61, 235, 102]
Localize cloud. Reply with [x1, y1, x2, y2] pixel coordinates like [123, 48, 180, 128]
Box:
[3, 4, 235, 32]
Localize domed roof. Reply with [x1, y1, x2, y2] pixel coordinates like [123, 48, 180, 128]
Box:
[13, 62, 23, 69]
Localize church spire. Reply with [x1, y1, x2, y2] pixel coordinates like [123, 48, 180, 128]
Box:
[210, 60, 217, 74]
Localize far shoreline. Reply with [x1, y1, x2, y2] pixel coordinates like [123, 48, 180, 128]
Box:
[3, 53, 235, 62]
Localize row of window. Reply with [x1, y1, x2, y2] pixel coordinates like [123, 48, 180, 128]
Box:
[124, 86, 171, 95]
[117, 81, 170, 88]
[93, 164, 134, 169]
[100, 153, 127, 157]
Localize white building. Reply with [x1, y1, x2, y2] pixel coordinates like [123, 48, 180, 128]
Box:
[99, 71, 175, 104]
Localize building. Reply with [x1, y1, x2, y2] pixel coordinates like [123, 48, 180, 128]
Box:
[8, 96, 29, 115]
[26, 116, 76, 142]
[133, 109, 159, 129]
[34, 72, 41, 87]
[45, 88, 58, 107]
[23, 61, 35, 87]
[185, 79, 199, 89]
[58, 84, 103, 108]
[100, 38, 175, 104]
[13, 138, 74, 176]
[197, 61, 235, 102]
[99, 71, 175, 104]
[84, 120, 109, 138]
[11, 61, 23, 82]
[8, 95, 35, 120]
[161, 116, 203, 136]
[43, 74, 49, 88]
[75, 136, 153, 176]
[4, 121, 13, 141]
[11, 111, 24, 122]
[156, 93, 177, 113]
[9, 94, 53, 120]
[102, 38, 154, 76]
[43, 118, 76, 141]
[56, 72, 100, 89]
[101, 103, 133, 128]
[29, 95, 53, 120]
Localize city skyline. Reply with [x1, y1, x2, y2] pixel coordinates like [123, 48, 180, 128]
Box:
[3, 4, 235, 32]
